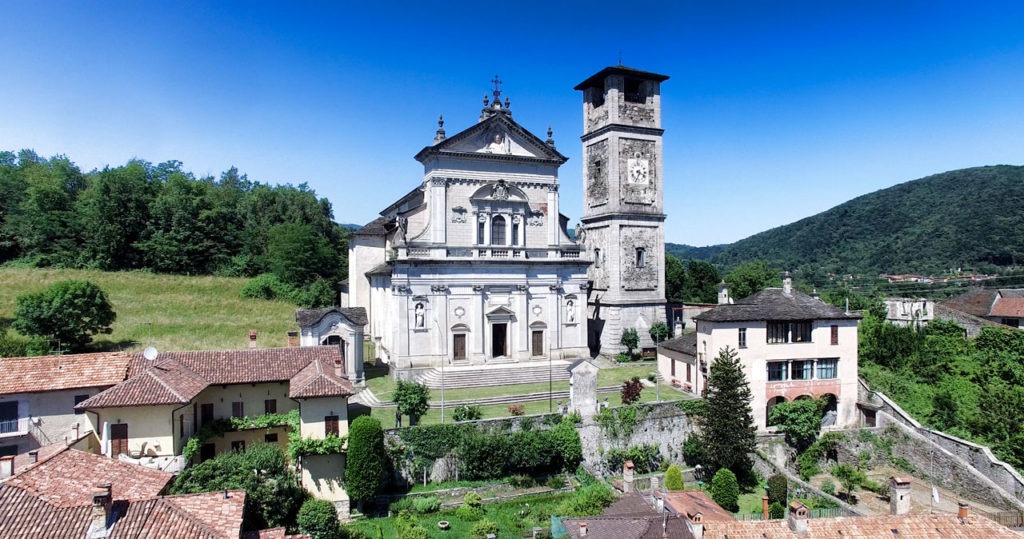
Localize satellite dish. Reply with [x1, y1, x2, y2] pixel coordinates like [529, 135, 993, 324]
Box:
[143, 347, 159, 361]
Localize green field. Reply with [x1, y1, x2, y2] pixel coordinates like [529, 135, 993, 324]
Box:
[0, 267, 298, 352]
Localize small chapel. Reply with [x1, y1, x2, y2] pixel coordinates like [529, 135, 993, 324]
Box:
[344, 67, 669, 371]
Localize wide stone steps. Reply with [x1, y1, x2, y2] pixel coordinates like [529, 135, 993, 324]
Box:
[412, 361, 573, 390]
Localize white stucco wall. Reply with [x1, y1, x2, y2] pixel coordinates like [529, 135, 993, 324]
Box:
[0, 387, 107, 454]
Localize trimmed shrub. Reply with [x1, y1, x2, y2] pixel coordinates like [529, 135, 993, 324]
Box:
[455, 492, 485, 521]
[769, 501, 785, 519]
[470, 519, 499, 539]
[345, 416, 387, 507]
[297, 498, 343, 539]
[452, 405, 483, 422]
[411, 496, 440, 514]
[664, 465, 684, 491]
[709, 468, 740, 513]
[767, 474, 788, 507]
[557, 482, 615, 517]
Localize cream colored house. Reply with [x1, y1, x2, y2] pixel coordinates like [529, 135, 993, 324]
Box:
[0, 352, 131, 456]
[76, 346, 355, 509]
[682, 276, 861, 432]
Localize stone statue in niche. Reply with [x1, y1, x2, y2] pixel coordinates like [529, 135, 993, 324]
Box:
[485, 131, 509, 154]
[396, 217, 408, 244]
[574, 222, 587, 247]
[527, 210, 544, 227]
[414, 303, 425, 329]
[566, 299, 576, 323]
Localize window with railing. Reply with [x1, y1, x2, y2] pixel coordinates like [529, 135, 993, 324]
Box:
[0, 402, 19, 435]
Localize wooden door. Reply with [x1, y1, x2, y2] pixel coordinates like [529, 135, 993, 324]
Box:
[325, 415, 339, 437]
[110, 423, 128, 455]
[531, 330, 543, 357]
[453, 334, 466, 360]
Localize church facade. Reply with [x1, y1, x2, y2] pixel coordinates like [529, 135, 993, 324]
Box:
[348, 89, 590, 369]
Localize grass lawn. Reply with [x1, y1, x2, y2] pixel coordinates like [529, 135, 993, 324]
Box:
[0, 267, 297, 351]
[347, 491, 572, 538]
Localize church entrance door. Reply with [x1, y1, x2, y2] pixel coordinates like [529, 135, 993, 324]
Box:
[492, 323, 508, 358]
[532, 330, 543, 357]
[453, 334, 466, 360]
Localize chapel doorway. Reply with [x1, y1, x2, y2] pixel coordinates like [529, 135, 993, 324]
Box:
[453, 334, 467, 361]
[492, 323, 508, 358]
[532, 330, 544, 357]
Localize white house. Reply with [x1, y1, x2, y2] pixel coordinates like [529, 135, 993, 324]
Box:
[684, 276, 861, 432]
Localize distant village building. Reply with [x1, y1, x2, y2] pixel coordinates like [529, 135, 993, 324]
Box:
[662, 275, 861, 432]
[942, 288, 1024, 329]
[884, 297, 934, 328]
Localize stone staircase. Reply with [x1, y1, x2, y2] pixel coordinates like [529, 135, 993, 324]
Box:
[412, 360, 573, 390]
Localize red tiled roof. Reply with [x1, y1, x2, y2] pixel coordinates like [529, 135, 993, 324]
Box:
[663, 490, 736, 523]
[135, 490, 246, 539]
[990, 296, 1024, 318]
[0, 352, 131, 394]
[700, 512, 1021, 538]
[79, 346, 354, 409]
[247, 528, 312, 539]
[942, 289, 998, 317]
[3, 449, 172, 507]
[289, 357, 356, 399]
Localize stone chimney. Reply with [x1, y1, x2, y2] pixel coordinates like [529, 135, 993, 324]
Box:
[762, 495, 770, 520]
[248, 330, 258, 349]
[0, 455, 13, 478]
[717, 281, 731, 305]
[787, 501, 808, 534]
[782, 271, 793, 295]
[28, 450, 38, 464]
[890, 476, 912, 515]
[579, 522, 588, 536]
[88, 482, 113, 536]
[287, 330, 299, 348]
[958, 502, 970, 520]
[623, 460, 635, 493]
[685, 511, 703, 539]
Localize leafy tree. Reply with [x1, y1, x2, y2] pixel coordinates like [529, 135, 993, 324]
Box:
[12, 280, 116, 351]
[830, 463, 866, 501]
[297, 498, 343, 539]
[768, 398, 823, 452]
[665, 254, 687, 302]
[170, 443, 307, 530]
[685, 260, 721, 303]
[709, 468, 740, 512]
[649, 321, 669, 345]
[620, 327, 639, 356]
[265, 222, 340, 288]
[76, 161, 156, 270]
[393, 381, 430, 426]
[345, 416, 388, 508]
[621, 377, 643, 405]
[724, 260, 779, 300]
[697, 346, 756, 480]
[664, 465, 684, 491]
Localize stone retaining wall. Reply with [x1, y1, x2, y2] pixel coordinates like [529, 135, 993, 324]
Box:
[858, 379, 1024, 510]
[578, 400, 695, 474]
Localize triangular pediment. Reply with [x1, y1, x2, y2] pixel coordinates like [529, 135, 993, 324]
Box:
[486, 305, 517, 317]
[416, 114, 567, 164]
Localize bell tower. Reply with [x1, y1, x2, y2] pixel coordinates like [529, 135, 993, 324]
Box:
[575, 66, 669, 355]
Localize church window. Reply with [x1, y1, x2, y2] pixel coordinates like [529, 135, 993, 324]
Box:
[477, 218, 485, 245]
[511, 219, 519, 245]
[491, 215, 507, 245]
[635, 247, 646, 268]
[594, 248, 601, 268]
[624, 78, 644, 103]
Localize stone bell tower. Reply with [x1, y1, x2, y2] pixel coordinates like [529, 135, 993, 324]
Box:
[575, 66, 669, 355]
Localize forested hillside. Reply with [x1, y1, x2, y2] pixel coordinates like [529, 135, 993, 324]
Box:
[0, 150, 348, 302]
[706, 165, 1024, 281]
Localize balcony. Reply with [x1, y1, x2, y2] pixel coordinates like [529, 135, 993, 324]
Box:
[0, 417, 29, 438]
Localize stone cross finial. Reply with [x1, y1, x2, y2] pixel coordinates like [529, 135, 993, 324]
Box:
[491, 74, 502, 101]
[433, 114, 446, 144]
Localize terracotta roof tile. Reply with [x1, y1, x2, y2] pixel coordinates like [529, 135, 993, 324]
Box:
[138, 490, 246, 539]
[2, 449, 172, 507]
[701, 512, 1021, 538]
[79, 347, 352, 409]
[663, 490, 736, 523]
[0, 352, 131, 394]
[990, 296, 1024, 317]
[942, 288, 998, 317]
[289, 357, 356, 399]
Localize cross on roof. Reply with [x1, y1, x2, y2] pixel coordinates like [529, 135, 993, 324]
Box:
[491, 74, 502, 100]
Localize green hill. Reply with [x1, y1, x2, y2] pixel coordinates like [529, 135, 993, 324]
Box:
[666, 243, 725, 261]
[709, 165, 1024, 280]
[0, 268, 298, 352]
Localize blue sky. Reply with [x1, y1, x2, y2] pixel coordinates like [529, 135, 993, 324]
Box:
[2, 1, 1022, 246]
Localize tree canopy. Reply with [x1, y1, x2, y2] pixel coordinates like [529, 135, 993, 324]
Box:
[345, 416, 388, 508]
[393, 381, 431, 426]
[725, 260, 780, 301]
[12, 280, 115, 351]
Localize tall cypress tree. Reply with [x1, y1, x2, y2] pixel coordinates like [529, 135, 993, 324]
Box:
[699, 346, 756, 480]
[344, 416, 387, 510]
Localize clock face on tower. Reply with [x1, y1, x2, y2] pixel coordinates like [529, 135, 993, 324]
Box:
[627, 153, 649, 185]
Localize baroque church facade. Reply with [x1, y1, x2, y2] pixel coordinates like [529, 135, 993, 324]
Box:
[347, 66, 669, 369]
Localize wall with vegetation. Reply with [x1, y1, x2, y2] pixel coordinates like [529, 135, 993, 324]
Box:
[582, 400, 694, 474]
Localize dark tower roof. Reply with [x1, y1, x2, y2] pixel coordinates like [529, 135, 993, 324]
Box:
[574, 66, 670, 91]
